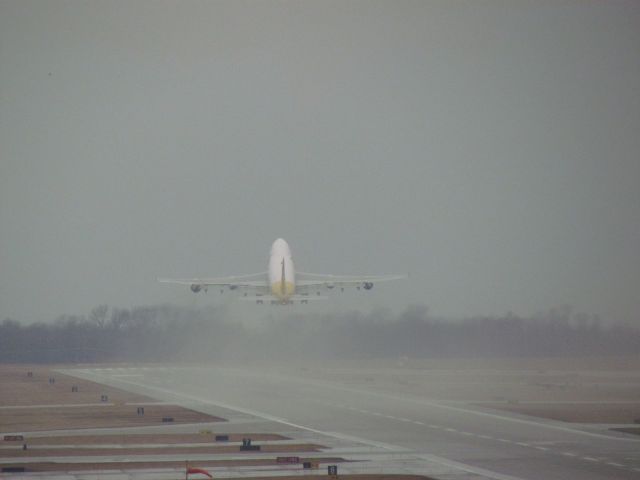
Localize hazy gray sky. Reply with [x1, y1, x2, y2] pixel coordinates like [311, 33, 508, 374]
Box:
[1, 0, 639, 324]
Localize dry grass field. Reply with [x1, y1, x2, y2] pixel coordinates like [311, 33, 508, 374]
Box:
[0, 365, 222, 432]
[0, 364, 150, 405]
[20, 432, 287, 445]
[0, 365, 339, 475]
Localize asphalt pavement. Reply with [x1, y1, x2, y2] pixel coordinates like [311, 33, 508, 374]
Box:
[45, 365, 640, 480]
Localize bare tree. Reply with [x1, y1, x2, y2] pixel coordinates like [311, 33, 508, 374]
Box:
[89, 305, 108, 328]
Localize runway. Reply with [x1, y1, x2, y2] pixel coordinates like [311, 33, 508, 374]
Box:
[56, 365, 640, 480]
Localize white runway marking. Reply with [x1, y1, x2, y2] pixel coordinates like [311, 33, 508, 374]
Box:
[417, 454, 527, 480]
[67, 369, 530, 480]
[68, 368, 640, 477]
[282, 376, 639, 442]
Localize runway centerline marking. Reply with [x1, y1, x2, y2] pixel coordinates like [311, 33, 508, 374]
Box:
[319, 398, 640, 472]
[69, 368, 640, 477]
[63, 368, 530, 480]
[250, 371, 639, 443]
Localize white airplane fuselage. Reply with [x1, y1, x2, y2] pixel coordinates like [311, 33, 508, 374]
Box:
[268, 238, 296, 303]
[158, 238, 404, 304]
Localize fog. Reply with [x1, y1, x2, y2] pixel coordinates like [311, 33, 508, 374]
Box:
[2, 1, 640, 327]
[2, 302, 638, 364]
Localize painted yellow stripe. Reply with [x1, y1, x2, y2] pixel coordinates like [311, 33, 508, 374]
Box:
[271, 281, 295, 298]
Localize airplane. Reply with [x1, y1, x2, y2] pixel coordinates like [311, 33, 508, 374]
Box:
[158, 238, 406, 305]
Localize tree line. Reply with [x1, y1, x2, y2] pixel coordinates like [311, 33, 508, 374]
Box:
[0, 304, 638, 363]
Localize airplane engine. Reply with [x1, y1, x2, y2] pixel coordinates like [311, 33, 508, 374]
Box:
[363, 282, 374, 290]
[190, 284, 203, 293]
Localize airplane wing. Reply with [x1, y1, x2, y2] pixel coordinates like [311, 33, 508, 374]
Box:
[295, 272, 407, 292]
[157, 272, 268, 293]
